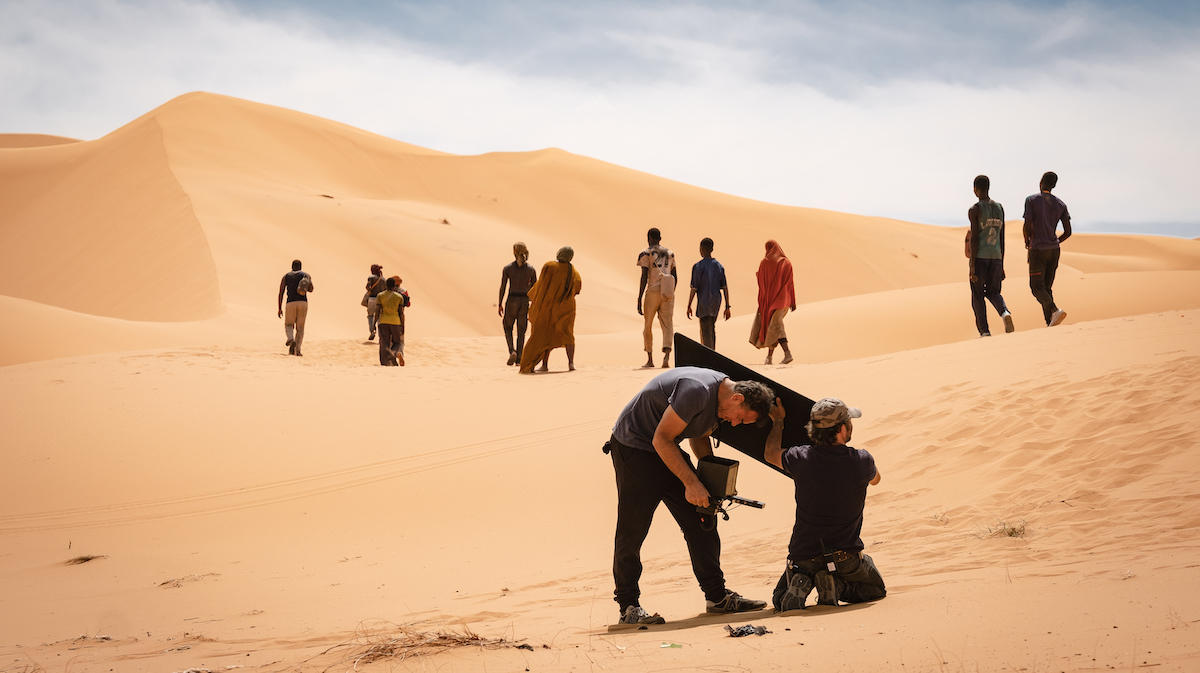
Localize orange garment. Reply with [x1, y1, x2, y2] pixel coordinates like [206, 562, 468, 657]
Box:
[519, 260, 582, 373]
[753, 240, 795, 347]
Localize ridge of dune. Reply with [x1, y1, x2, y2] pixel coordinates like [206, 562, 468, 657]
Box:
[0, 117, 223, 322]
[0, 133, 81, 148]
[144, 92, 981, 339]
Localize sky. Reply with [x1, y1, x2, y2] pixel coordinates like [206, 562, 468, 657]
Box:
[3, 0, 1199, 236]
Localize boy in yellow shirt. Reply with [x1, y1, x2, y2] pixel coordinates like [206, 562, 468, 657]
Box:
[377, 277, 408, 366]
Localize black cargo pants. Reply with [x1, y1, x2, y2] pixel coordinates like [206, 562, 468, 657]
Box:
[609, 437, 726, 610]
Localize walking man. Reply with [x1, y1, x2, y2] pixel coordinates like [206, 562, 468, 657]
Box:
[765, 397, 886, 611]
[1023, 171, 1071, 327]
[686, 238, 732, 350]
[637, 228, 677, 369]
[376, 276, 407, 366]
[277, 259, 313, 357]
[966, 175, 1014, 337]
[499, 242, 538, 366]
[606, 367, 774, 624]
[365, 264, 385, 341]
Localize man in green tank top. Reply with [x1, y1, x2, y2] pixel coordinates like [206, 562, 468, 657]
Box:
[965, 175, 1014, 337]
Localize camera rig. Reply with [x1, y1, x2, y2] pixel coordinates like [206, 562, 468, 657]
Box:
[695, 455, 765, 531]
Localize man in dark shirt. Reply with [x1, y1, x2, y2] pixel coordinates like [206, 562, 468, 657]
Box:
[686, 237, 732, 350]
[965, 175, 1014, 337]
[1023, 171, 1072, 327]
[365, 264, 386, 341]
[498, 242, 538, 365]
[277, 259, 313, 357]
[606, 367, 774, 624]
[765, 397, 886, 610]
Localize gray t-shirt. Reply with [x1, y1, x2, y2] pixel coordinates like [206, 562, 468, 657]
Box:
[611, 367, 726, 452]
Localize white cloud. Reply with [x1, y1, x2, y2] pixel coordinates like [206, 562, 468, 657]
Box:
[2, 0, 1198, 236]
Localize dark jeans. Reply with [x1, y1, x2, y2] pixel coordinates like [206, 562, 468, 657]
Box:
[773, 552, 886, 610]
[610, 438, 726, 609]
[1028, 247, 1061, 325]
[699, 316, 717, 350]
[970, 258, 1008, 335]
[378, 323, 404, 365]
[503, 296, 530, 359]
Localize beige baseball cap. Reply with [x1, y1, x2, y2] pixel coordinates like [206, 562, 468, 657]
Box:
[809, 397, 862, 429]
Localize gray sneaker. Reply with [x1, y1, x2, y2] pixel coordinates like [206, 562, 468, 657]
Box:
[706, 590, 767, 614]
[620, 605, 665, 625]
[1002, 311, 1015, 333]
[1050, 309, 1067, 327]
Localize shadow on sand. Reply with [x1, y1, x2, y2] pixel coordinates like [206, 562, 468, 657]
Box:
[602, 601, 876, 634]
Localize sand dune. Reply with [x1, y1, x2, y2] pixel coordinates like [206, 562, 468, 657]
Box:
[0, 119, 222, 322]
[4, 92, 1198, 366]
[3, 93, 1200, 672]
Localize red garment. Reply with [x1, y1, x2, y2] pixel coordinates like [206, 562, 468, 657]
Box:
[755, 240, 795, 344]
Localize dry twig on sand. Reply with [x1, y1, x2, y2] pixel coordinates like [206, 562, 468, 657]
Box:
[63, 555, 107, 565]
[314, 621, 517, 671]
[159, 573, 220, 588]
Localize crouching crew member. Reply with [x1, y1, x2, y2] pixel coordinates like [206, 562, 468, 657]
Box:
[765, 396, 887, 610]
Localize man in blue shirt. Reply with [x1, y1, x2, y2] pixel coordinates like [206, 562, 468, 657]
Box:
[765, 397, 886, 610]
[1023, 172, 1072, 327]
[686, 238, 732, 350]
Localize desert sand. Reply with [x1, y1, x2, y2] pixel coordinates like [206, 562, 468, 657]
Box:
[2, 93, 1199, 672]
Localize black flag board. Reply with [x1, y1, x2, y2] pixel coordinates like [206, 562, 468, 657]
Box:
[673, 333, 815, 476]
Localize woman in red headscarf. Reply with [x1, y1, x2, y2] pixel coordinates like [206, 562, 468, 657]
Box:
[750, 240, 796, 364]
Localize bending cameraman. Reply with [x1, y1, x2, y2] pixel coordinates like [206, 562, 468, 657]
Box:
[607, 367, 774, 624]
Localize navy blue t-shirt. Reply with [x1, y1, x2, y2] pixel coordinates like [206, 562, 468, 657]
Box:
[690, 258, 727, 318]
[611, 367, 725, 452]
[782, 443, 877, 559]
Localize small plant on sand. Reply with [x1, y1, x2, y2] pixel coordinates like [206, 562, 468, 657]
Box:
[312, 621, 519, 671]
[63, 555, 107, 565]
[977, 519, 1028, 539]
